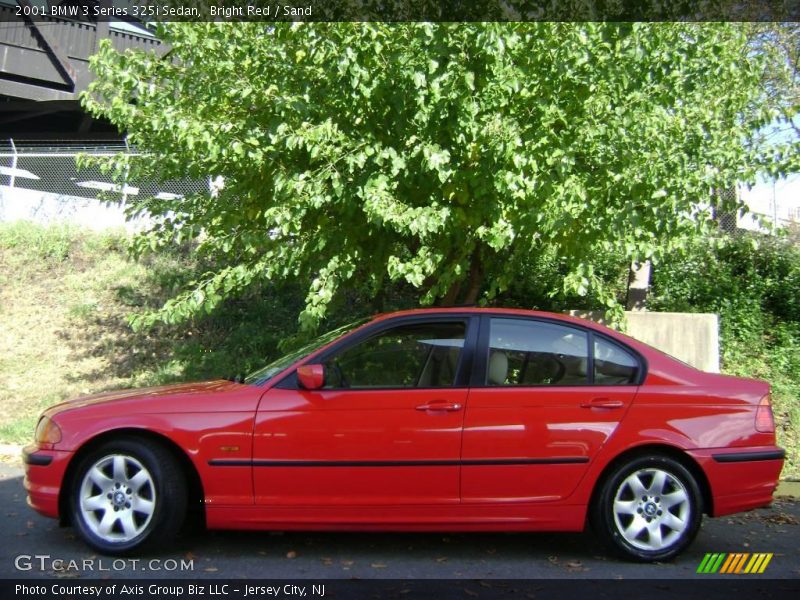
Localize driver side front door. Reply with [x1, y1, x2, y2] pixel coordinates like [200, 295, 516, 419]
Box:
[252, 317, 475, 507]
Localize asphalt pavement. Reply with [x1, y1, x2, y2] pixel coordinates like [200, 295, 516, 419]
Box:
[1, 463, 798, 581]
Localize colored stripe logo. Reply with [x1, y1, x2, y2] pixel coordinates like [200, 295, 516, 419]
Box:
[697, 553, 773, 574]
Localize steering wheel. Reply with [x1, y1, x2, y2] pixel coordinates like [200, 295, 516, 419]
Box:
[331, 360, 350, 388]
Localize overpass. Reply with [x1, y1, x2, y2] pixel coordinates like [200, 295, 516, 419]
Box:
[0, 0, 160, 139]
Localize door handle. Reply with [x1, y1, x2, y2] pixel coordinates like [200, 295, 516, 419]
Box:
[580, 398, 624, 409]
[416, 402, 462, 412]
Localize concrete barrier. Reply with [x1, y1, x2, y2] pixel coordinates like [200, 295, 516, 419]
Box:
[569, 310, 720, 373]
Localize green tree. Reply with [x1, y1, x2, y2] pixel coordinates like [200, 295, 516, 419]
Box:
[82, 22, 797, 331]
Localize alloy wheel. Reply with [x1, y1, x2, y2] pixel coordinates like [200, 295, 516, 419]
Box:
[611, 467, 690, 551]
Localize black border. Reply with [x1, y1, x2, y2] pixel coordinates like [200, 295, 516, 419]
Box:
[5, 0, 800, 23]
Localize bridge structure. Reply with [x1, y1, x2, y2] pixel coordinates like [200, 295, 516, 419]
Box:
[1, 0, 160, 139]
[0, 3, 208, 229]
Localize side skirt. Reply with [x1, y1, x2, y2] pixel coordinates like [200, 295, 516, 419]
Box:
[205, 503, 587, 532]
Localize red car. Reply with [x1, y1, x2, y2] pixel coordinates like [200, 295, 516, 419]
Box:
[24, 308, 784, 561]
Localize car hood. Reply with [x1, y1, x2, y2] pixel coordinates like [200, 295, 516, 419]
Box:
[45, 380, 251, 415]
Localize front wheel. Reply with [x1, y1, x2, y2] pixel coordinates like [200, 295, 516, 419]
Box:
[591, 455, 703, 561]
[69, 438, 187, 554]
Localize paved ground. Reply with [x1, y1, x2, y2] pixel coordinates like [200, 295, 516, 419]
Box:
[1, 463, 798, 580]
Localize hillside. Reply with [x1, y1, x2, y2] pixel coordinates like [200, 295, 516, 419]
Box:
[0, 222, 294, 453]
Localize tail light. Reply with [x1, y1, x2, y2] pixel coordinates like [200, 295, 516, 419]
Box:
[755, 394, 775, 433]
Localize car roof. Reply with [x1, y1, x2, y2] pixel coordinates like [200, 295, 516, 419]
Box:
[370, 307, 606, 329]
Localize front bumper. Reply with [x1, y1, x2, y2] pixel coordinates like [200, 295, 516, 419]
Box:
[688, 446, 785, 517]
[23, 444, 73, 519]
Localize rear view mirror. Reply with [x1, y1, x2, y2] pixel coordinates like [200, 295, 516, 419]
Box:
[297, 364, 325, 390]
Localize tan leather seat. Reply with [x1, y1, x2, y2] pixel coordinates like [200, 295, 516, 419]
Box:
[488, 350, 509, 385]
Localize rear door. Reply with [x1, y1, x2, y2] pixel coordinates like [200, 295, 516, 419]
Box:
[461, 316, 640, 503]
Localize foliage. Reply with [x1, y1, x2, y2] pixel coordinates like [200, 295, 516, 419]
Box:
[649, 233, 800, 327]
[650, 232, 800, 476]
[747, 23, 800, 148]
[82, 22, 797, 331]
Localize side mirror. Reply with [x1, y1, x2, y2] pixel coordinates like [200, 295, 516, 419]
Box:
[297, 364, 325, 390]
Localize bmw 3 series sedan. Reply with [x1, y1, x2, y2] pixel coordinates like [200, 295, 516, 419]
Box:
[23, 308, 784, 560]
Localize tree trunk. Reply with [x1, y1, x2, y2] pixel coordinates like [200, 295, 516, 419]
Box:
[370, 281, 386, 313]
[440, 279, 462, 306]
[625, 260, 651, 311]
[437, 250, 483, 306]
[461, 252, 483, 305]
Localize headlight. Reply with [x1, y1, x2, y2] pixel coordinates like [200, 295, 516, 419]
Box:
[34, 416, 62, 445]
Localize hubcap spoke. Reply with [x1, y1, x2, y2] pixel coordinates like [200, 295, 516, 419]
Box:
[660, 510, 686, 531]
[119, 511, 138, 538]
[132, 496, 155, 516]
[623, 515, 647, 537]
[96, 509, 117, 536]
[112, 456, 127, 481]
[649, 470, 667, 495]
[647, 520, 663, 547]
[81, 494, 107, 511]
[614, 499, 638, 515]
[625, 473, 648, 497]
[128, 470, 150, 492]
[661, 489, 688, 509]
[88, 466, 112, 489]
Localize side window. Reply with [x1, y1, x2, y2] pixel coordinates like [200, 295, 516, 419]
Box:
[323, 321, 466, 389]
[593, 337, 639, 385]
[486, 318, 589, 386]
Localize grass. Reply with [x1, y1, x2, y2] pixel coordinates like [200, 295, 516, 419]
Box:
[0, 221, 299, 447]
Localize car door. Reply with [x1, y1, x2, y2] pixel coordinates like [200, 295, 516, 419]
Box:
[461, 316, 640, 503]
[253, 316, 476, 506]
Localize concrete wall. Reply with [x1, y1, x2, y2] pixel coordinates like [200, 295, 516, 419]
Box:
[0, 186, 148, 232]
[569, 310, 720, 373]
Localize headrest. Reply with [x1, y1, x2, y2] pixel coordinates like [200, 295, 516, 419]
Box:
[488, 350, 508, 385]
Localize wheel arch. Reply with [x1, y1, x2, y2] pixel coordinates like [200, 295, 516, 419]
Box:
[58, 428, 205, 526]
[589, 443, 713, 519]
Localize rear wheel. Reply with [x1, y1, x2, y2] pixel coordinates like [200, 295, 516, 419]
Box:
[591, 455, 703, 561]
[69, 438, 187, 554]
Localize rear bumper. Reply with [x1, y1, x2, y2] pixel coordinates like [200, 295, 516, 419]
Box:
[23, 444, 73, 519]
[689, 446, 785, 517]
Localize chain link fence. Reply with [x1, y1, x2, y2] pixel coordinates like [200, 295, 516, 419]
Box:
[2, 137, 798, 235]
[736, 176, 800, 235]
[0, 138, 206, 231]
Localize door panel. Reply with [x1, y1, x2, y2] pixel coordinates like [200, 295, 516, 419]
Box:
[253, 318, 473, 506]
[462, 386, 636, 502]
[254, 387, 466, 505]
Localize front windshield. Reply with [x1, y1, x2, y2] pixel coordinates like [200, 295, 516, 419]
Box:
[244, 317, 372, 385]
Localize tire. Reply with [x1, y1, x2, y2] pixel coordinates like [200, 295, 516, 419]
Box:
[591, 455, 703, 562]
[69, 437, 187, 554]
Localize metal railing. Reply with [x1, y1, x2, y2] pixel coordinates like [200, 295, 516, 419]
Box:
[0, 138, 205, 230]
